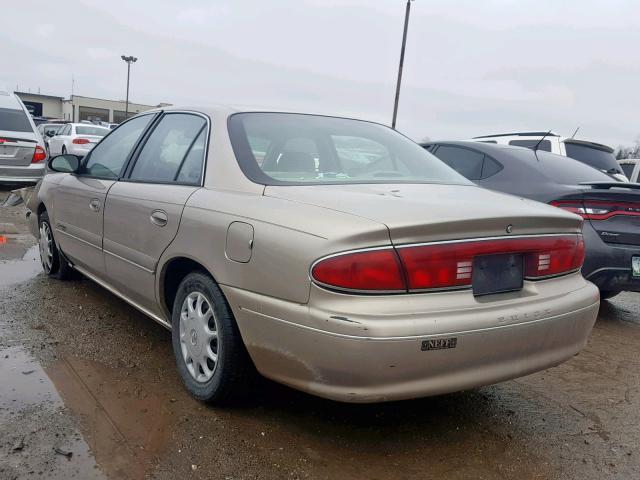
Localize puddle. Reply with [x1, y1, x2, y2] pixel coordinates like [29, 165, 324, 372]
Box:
[0, 346, 105, 479]
[0, 244, 42, 287]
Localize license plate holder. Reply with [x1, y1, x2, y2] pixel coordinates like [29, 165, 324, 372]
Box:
[632, 256, 640, 278]
[473, 253, 524, 296]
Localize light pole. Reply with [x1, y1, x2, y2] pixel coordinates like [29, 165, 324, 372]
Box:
[121, 55, 138, 119]
[391, 0, 414, 129]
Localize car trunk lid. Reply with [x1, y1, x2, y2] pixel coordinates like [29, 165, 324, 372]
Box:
[265, 183, 583, 245]
[0, 132, 37, 167]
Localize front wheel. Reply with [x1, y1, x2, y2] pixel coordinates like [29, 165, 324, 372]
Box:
[171, 272, 254, 404]
[39, 211, 74, 280]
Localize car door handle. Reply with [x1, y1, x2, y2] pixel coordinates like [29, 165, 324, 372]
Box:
[150, 210, 168, 227]
[89, 198, 101, 212]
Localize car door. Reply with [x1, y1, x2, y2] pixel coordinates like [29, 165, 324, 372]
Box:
[53, 114, 156, 277]
[102, 112, 208, 314]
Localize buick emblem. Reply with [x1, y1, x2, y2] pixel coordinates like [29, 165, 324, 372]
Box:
[506, 224, 513, 234]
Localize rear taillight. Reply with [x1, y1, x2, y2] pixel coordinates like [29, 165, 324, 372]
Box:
[551, 200, 640, 220]
[311, 235, 584, 294]
[311, 248, 406, 292]
[72, 138, 90, 144]
[31, 145, 47, 163]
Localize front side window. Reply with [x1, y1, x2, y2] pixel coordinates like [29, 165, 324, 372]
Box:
[83, 114, 154, 179]
[508, 139, 552, 152]
[228, 113, 469, 186]
[129, 113, 207, 184]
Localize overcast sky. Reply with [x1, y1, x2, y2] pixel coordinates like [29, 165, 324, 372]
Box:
[2, 0, 639, 147]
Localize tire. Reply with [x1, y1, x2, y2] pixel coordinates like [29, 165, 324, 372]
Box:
[38, 211, 74, 280]
[171, 271, 254, 404]
[600, 290, 620, 301]
[61, 145, 67, 155]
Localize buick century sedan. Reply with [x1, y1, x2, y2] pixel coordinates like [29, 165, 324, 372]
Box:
[29, 107, 600, 404]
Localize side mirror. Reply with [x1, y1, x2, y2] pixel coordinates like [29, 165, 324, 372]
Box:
[49, 154, 81, 173]
[46, 131, 56, 137]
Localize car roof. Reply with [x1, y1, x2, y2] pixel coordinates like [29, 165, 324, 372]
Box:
[0, 91, 25, 110]
[472, 131, 560, 139]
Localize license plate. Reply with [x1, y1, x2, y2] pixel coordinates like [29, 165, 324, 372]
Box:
[633, 256, 640, 278]
[472, 253, 523, 296]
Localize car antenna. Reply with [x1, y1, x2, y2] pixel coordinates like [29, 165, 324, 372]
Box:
[532, 129, 553, 161]
[570, 126, 580, 139]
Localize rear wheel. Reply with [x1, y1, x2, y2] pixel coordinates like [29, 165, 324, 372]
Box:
[171, 271, 254, 404]
[38, 211, 74, 280]
[61, 145, 67, 155]
[600, 290, 621, 301]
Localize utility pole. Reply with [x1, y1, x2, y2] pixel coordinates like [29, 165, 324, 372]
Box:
[392, 0, 414, 129]
[121, 55, 138, 119]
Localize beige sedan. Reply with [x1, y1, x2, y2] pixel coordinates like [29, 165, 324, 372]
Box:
[28, 106, 599, 404]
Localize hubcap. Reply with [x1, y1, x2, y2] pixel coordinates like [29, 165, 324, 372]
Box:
[39, 222, 54, 273]
[179, 292, 219, 383]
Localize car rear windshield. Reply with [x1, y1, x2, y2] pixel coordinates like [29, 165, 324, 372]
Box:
[76, 126, 110, 136]
[228, 113, 470, 186]
[529, 150, 614, 184]
[0, 107, 32, 132]
[564, 142, 621, 174]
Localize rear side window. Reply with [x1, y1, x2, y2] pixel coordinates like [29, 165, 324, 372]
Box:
[83, 114, 154, 179]
[432, 145, 484, 180]
[0, 107, 32, 132]
[508, 139, 551, 152]
[564, 142, 621, 173]
[620, 163, 635, 179]
[129, 113, 207, 184]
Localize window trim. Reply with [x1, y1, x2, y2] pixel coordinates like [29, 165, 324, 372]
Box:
[76, 112, 160, 181]
[121, 110, 211, 187]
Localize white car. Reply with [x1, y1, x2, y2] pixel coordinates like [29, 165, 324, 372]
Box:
[48, 123, 111, 158]
[471, 131, 627, 182]
[619, 158, 640, 182]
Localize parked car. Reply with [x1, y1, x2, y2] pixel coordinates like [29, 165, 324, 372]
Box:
[424, 140, 640, 298]
[47, 123, 110, 157]
[0, 91, 47, 184]
[619, 158, 640, 183]
[29, 107, 599, 404]
[470, 131, 627, 181]
[37, 123, 66, 153]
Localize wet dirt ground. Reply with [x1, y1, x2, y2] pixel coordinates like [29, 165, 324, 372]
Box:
[1, 186, 639, 479]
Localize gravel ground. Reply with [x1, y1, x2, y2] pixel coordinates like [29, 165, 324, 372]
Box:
[1, 186, 639, 479]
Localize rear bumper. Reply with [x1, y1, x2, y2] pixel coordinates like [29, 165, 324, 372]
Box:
[0, 163, 45, 184]
[582, 222, 640, 293]
[224, 274, 599, 403]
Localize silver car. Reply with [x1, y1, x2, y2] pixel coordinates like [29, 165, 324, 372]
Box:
[29, 106, 599, 404]
[0, 91, 48, 183]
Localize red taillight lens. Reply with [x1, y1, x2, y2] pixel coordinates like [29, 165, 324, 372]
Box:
[311, 249, 406, 292]
[551, 200, 640, 220]
[73, 138, 90, 144]
[31, 145, 47, 163]
[312, 235, 585, 294]
[398, 235, 584, 290]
